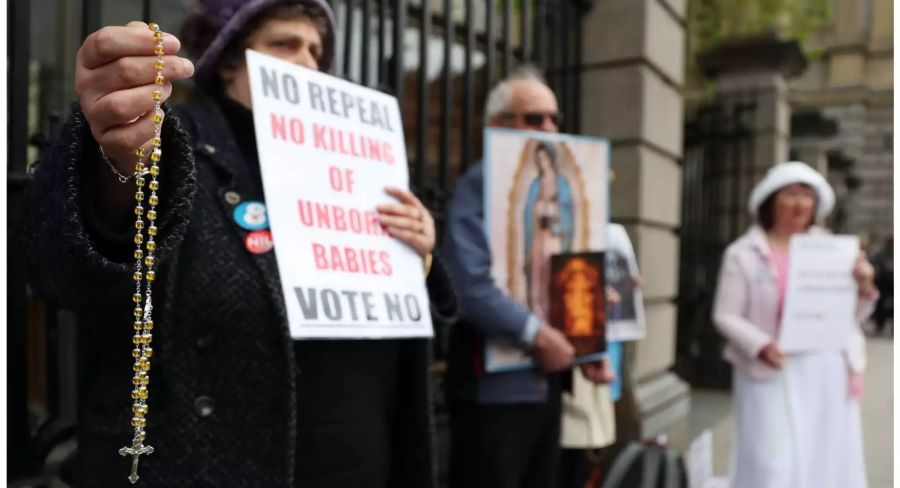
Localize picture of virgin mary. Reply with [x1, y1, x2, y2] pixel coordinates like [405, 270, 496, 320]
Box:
[523, 142, 575, 322]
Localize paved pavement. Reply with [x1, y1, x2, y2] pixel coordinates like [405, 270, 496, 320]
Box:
[672, 334, 894, 487]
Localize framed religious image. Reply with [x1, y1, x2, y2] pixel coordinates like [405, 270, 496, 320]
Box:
[481, 129, 610, 372]
[605, 223, 646, 341]
[549, 252, 607, 357]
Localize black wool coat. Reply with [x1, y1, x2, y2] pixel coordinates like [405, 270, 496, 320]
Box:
[22, 97, 457, 487]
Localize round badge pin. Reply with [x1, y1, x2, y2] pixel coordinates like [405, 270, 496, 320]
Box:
[233, 201, 268, 231]
[244, 230, 273, 254]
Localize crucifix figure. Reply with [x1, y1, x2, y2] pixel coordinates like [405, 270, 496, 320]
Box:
[119, 438, 154, 484]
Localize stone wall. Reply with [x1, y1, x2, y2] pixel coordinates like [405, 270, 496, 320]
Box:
[580, 0, 690, 440]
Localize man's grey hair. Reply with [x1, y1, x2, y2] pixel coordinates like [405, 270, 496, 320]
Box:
[484, 65, 548, 120]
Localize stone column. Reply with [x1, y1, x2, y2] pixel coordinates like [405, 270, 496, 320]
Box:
[697, 35, 807, 231]
[579, 0, 690, 440]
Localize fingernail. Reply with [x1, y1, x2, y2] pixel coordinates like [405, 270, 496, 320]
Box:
[183, 58, 195, 76]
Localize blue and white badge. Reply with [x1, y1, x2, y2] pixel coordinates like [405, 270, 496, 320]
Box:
[233, 201, 269, 231]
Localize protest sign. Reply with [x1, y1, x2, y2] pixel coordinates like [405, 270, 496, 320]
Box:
[779, 234, 859, 353]
[247, 50, 432, 339]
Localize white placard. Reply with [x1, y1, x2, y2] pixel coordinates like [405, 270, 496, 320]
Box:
[482, 129, 609, 372]
[606, 223, 646, 341]
[246, 50, 432, 339]
[779, 234, 859, 353]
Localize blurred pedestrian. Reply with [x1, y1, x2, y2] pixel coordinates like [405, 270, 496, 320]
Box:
[443, 65, 614, 488]
[21, 1, 457, 486]
[871, 236, 893, 335]
[712, 162, 876, 488]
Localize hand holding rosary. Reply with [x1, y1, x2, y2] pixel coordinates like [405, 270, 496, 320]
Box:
[114, 22, 166, 484]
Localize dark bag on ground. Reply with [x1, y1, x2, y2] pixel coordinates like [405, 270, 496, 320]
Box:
[601, 442, 688, 488]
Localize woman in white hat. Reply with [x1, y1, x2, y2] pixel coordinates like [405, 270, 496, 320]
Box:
[712, 161, 877, 488]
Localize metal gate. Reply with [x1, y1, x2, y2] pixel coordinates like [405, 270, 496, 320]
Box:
[675, 100, 759, 389]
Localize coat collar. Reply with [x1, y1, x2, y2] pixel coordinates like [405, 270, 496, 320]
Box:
[744, 224, 828, 261]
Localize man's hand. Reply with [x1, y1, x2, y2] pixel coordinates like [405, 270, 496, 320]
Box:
[580, 359, 616, 384]
[533, 325, 575, 373]
[76, 22, 194, 170]
[758, 342, 785, 369]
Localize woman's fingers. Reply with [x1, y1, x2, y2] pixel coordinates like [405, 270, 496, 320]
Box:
[376, 202, 420, 219]
[82, 55, 193, 100]
[87, 83, 172, 132]
[79, 24, 180, 69]
[94, 110, 160, 170]
[385, 227, 428, 254]
[377, 214, 424, 233]
[384, 186, 423, 207]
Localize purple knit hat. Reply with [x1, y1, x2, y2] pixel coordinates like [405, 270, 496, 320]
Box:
[193, 0, 338, 80]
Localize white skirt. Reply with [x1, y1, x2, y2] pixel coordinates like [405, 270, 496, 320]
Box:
[729, 351, 867, 488]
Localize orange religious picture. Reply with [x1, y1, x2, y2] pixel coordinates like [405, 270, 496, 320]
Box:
[549, 252, 607, 357]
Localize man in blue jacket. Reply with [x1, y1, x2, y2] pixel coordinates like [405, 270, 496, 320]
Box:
[443, 66, 614, 488]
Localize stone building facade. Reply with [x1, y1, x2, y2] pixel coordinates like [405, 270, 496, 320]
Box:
[789, 0, 893, 242]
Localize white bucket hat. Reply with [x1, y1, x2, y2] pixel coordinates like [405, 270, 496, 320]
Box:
[748, 161, 835, 220]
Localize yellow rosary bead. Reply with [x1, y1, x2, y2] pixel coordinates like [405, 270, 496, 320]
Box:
[142, 333, 153, 344]
[144, 346, 153, 358]
[131, 417, 146, 428]
[152, 110, 164, 122]
[146, 270, 156, 281]
[147, 210, 157, 220]
[148, 22, 159, 31]
[133, 271, 142, 281]
[144, 320, 153, 331]
[144, 255, 155, 266]
[136, 176, 146, 187]
[154, 60, 165, 70]
[133, 335, 143, 345]
[133, 293, 142, 303]
[150, 149, 162, 162]
[152, 89, 162, 101]
[134, 249, 144, 260]
[135, 220, 144, 230]
[134, 320, 143, 330]
[133, 404, 148, 415]
[149, 180, 159, 191]
[137, 371, 149, 385]
[134, 307, 142, 318]
[151, 137, 162, 147]
[134, 233, 143, 244]
[146, 241, 156, 252]
[135, 147, 146, 158]
[153, 31, 163, 41]
[135, 191, 144, 201]
[149, 194, 159, 205]
[132, 348, 142, 359]
[154, 45, 165, 56]
[148, 226, 158, 236]
[135, 162, 145, 173]
[155, 75, 165, 86]
[139, 357, 151, 371]
[135, 206, 144, 216]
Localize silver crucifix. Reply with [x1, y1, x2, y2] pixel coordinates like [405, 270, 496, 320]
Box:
[119, 438, 154, 484]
